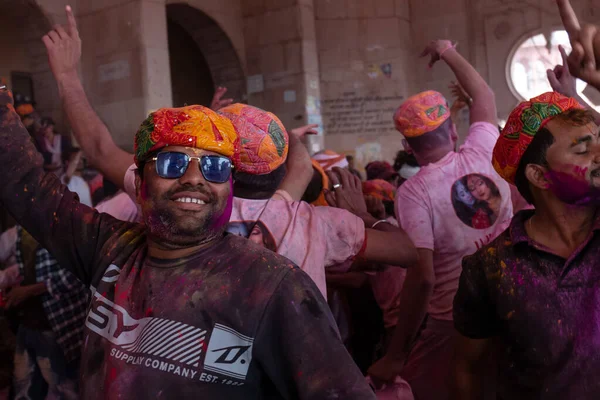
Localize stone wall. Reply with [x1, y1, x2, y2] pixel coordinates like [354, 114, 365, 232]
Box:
[315, 0, 413, 169]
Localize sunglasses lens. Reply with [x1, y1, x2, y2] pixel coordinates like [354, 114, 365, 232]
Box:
[201, 156, 232, 183]
[156, 152, 189, 179]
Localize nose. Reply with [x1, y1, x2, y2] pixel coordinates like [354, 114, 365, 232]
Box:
[179, 158, 206, 186]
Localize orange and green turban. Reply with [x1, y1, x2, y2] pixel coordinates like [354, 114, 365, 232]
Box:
[492, 92, 584, 184]
[362, 179, 396, 202]
[218, 104, 288, 175]
[134, 105, 239, 166]
[393, 91, 450, 138]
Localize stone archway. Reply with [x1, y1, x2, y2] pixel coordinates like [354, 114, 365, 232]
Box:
[166, 3, 246, 107]
[0, 0, 56, 120]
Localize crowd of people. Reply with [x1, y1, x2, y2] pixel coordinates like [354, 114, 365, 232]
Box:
[2, 0, 600, 398]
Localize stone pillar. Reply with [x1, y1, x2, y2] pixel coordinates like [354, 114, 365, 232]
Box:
[242, 0, 324, 153]
[77, 0, 172, 152]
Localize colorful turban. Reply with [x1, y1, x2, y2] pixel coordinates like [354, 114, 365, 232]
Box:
[134, 105, 238, 166]
[363, 179, 396, 202]
[492, 92, 584, 184]
[393, 91, 450, 138]
[310, 159, 330, 207]
[365, 161, 398, 181]
[218, 104, 288, 175]
[15, 103, 34, 118]
[312, 150, 349, 171]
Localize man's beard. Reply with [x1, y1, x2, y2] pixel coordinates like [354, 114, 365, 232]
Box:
[143, 187, 230, 248]
[546, 167, 600, 206]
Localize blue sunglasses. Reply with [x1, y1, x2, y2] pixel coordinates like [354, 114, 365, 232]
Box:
[151, 151, 233, 183]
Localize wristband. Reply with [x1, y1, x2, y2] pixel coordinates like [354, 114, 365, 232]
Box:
[439, 42, 457, 59]
[371, 219, 389, 229]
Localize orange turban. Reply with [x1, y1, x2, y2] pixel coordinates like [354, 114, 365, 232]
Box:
[134, 105, 239, 166]
[219, 104, 288, 175]
[393, 91, 450, 138]
[492, 92, 583, 184]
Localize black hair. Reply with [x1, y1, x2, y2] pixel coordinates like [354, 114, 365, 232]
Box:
[41, 117, 55, 127]
[233, 164, 287, 200]
[301, 167, 324, 203]
[405, 118, 453, 154]
[514, 128, 555, 205]
[393, 150, 419, 172]
[383, 200, 394, 217]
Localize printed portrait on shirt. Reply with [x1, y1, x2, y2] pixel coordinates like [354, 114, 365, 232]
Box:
[451, 174, 502, 230]
[226, 221, 277, 252]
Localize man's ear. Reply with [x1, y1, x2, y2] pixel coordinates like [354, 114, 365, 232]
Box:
[402, 139, 413, 154]
[525, 163, 550, 191]
[134, 169, 143, 205]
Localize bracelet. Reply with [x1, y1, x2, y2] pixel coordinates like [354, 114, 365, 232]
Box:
[371, 219, 389, 229]
[439, 42, 457, 59]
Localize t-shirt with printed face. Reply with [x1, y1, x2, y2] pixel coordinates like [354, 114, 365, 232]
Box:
[123, 166, 366, 297]
[395, 122, 513, 321]
[0, 95, 376, 399]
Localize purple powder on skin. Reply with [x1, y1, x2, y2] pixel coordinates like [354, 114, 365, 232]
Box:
[545, 166, 600, 206]
[210, 178, 233, 230]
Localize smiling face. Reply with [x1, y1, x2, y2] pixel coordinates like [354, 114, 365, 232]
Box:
[467, 175, 491, 202]
[543, 118, 600, 205]
[136, 145, 233, 247]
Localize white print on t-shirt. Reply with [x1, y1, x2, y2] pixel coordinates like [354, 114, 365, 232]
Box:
[86, 264, 254, 384]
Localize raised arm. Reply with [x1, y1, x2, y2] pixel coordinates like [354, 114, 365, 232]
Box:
[0, 87, 120, 285]
[325, 168, 419, 267]
[556, 0, 600, 90]
[277, 124, 318, 201]
[422, 40, 496, 125]
[547, 44, 600, 123]
[43, 5, 133, 189]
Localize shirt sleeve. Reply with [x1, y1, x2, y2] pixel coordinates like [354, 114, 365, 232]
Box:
[460, 122, 500, 158]
[453, 252, 500, 339]
[44, 254, 88, 301]
[0, 90, 127, 286]
[271, 189, 292, 202]
[254, 267, 376, 399]
[395, 183, 434, 250]
[313, 206, 366, 267]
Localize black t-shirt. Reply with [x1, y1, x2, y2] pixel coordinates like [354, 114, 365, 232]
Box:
[0, 91, 375, 400]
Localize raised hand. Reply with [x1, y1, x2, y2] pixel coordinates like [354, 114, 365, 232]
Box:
[290, 124, 318, 139]
[42, 5, 81, 80]
[420, 40, 455, 68]
[556, 0, 600, 89]
[325, 167, 369, 218]
[210, 87, 234, 111]
[547, 45, 578, 98]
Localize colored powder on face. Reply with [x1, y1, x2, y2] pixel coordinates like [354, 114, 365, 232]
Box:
[210, 178, 233, 230]
[545, 166, 600, 206]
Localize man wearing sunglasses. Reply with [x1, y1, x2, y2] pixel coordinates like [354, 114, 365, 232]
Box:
[0, 88, 375, 398]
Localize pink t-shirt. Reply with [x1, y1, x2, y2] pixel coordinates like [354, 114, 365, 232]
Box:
[123, 166, 366, 297]
[395, 122, 513, 321]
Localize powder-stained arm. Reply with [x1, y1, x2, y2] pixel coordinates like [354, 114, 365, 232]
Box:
[254, 266, 376, 399]
[44, 5, 133, 190]
[0, 88, 124, 285]
[277, 125, 317, 201]
[423, 40, 496, 126]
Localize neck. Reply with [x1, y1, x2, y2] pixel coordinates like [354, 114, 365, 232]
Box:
[529, 198, 596, 255]
[146, 235, 220, 259]
[414, 148, 453, 167]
